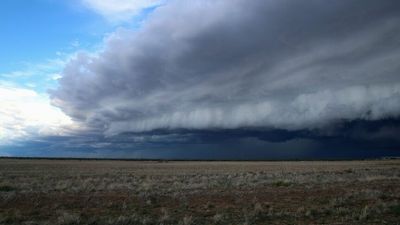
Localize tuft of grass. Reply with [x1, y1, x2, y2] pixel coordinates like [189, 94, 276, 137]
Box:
[358, 205, 369, 220]
[212, 213, 224, 224]
[57, 212, 80, 225]
[159, 207, 170, 224]
[181, 215, 193, 225]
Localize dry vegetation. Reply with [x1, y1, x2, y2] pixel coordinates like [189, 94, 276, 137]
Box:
[0, 159, 399, 224]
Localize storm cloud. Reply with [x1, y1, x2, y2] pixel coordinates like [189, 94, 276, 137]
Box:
[51, 0, 400, 137]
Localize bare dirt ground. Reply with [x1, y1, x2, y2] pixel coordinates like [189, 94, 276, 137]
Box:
[0, 159, 399, 224]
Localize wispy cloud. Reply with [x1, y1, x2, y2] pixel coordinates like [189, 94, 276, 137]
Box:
[0, 49, 91, 94]
[0, 57, 69, 92]
[81, 0, 163, 22]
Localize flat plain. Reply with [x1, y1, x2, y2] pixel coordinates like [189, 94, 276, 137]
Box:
[0, 159, 399, 225]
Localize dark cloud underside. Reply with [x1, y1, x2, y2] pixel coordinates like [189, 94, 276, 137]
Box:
[4, 119, 400, 159]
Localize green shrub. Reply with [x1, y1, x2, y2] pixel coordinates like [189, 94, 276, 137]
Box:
[272, 180, 291, 187]
[390, 204, 400, 216]
[0, 185, 15, 192]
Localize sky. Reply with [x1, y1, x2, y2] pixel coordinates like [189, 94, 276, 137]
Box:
[1, 0, 400, 159]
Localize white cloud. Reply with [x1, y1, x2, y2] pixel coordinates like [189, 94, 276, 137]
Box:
[81, 0, 163, 21]
[0, 84, 74, 144]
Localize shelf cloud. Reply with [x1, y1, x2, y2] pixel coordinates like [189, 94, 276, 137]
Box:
[51, 0, 400, 137]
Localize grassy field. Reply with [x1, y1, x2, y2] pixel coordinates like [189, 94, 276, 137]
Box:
[0, 159, 399, 224]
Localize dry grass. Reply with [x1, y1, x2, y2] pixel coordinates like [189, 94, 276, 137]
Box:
[0, 159, 399, 224]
